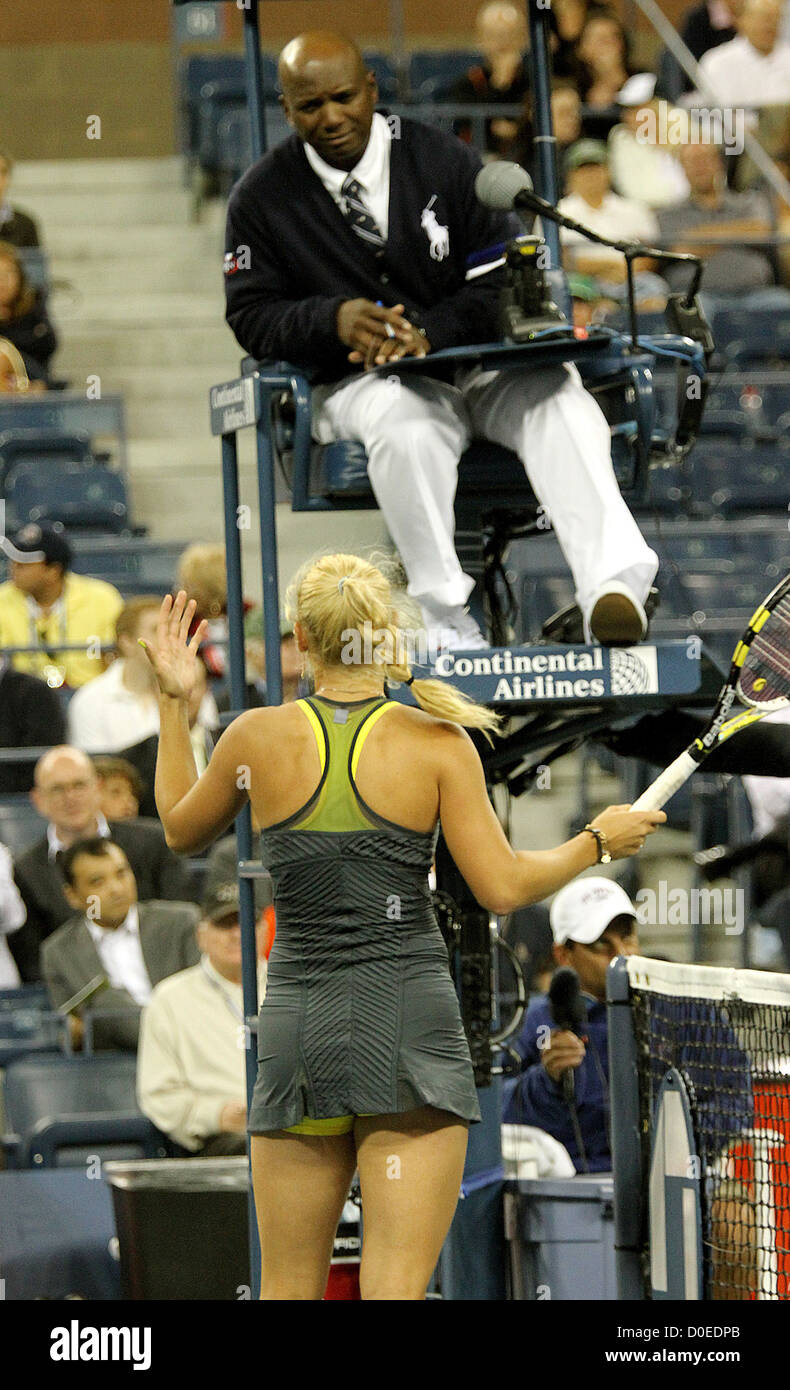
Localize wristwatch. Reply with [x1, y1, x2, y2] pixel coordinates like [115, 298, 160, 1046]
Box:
[584, 824, 612, 864]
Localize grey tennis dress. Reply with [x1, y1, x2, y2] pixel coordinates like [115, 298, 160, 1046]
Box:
[247, 694, 481, 1133]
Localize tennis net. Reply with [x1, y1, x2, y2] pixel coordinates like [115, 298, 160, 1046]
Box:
[608, 955, 790, 1300]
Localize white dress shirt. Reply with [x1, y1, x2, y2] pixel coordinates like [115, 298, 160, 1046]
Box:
[67, 656, 219, 755]
[304, 111, 392, 239]
[698, 35, 790, 107]
[556, 192, 660, 266]
[85, 903, 152, 1005]
[0, 841, 26, 989]
[137, 955, 268, 1150]
[48, 812, 111, 862]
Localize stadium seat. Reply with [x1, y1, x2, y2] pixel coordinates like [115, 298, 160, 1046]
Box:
[689, 437, 790, 512]
[181, 55, 245, 156]
[0, 427, 94, 492]
[0, 796, 48, 854]
[2, 1053, 167, 1168]
[362, 51, 400, 101]
[0, 1006, 64, 1068]
[714, 306, 790, 366]
[407, 50, 480, 99]
[4, 458, 130, 533]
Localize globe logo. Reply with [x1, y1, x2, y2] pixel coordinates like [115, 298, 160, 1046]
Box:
[610, 648, 651, 696]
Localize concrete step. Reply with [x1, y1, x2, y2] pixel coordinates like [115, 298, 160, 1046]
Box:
[13, 157, 185, 191]
[14, 187, 194, 227]
[45, 224, 223, 260]
[76, 363, 238, 403]
[52, 290, 225, 325]
[51, 258, 221, 295]
[54, 323, 239, 368]
[124, 396, 224, 437]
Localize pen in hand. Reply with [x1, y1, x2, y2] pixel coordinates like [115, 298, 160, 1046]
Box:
[376, 300, 397, 339]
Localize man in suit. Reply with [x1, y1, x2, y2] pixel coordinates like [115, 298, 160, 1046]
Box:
[224, 31, 659, 649]
[10, 744, 195, 982]
[0, 654, 66, 793]
[42, 837, 200, 1051]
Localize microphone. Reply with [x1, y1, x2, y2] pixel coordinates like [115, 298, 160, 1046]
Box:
[474, 162, 541, 216]
[548, 966, 587, 1104]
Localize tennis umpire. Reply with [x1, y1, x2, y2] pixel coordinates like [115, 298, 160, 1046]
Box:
[223, 31, 659, 651]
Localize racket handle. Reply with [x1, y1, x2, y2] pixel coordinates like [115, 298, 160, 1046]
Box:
[630, 750, 699, 812]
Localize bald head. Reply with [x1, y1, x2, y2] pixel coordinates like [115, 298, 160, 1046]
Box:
[32, 745, 103, 842]
[278, 32, 366, 95]
[278, 31, 378, 171]
[35, 745, 95, 789]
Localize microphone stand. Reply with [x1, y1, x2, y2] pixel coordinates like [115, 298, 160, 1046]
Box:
[512, 186, 706, 353]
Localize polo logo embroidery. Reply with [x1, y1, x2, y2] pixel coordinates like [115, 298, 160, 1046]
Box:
[420, 196, 450, 261]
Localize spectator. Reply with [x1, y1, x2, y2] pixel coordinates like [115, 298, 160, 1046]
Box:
[552, 0, 608, 83]
[42, 837, 200, 1051]
[10, 745, 193, 982]
[576, 9, 633, 114]
[443, 2, 531, 162]
[657, 139, 790, 325]
[502, 877, 640, 1170]
[176, 542, 255, 682]
[93, 756, 145, 822]
[0, 335, 45, 394]
[204, 830, 276, 916]
[551, 82, 584, 190]
[566, 270, 619, 326]
[0, 653, 66, 793]
[608, 73, 690, 209]
[0, 524, 123, 690]
[0, 153, 41, 248]
[238, 610, 305, 706]
[137, 880, 271, 1155]
[0, 839, 26, 989]
[67, 595, 219, 757]
[697, 0, 790, 106]
[659, 1, 736, 100]
[0, 241, 56, 384]
[557, 141, 668, 309]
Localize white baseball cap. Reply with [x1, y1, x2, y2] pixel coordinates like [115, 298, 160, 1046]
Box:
[550, 876, 637, 946]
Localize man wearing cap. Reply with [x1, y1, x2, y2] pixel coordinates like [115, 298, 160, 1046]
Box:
[0, 524, 123, 689]
[502, 876, 640, 1172]
[557, 140, 668, 310]
[137, 882, 272, 1156]
[608, 74, 690, 209]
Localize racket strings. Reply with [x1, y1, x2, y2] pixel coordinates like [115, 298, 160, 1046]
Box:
[740, 592, 790, 708]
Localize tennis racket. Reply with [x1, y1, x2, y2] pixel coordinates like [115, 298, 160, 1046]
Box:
[631, 571, 790, 812]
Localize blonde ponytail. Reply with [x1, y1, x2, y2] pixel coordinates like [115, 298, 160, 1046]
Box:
[288, 550, 501, 738]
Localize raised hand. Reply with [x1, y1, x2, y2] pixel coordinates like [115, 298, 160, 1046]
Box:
[138, 590, 209, 701]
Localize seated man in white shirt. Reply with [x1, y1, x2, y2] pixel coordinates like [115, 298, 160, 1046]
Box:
[557, 140, 670, 310]
[41, 837, 200, 1051]
[67, 596, 219, 758]
[697, 0, 790, 107]
[137, 881, 271, 1157]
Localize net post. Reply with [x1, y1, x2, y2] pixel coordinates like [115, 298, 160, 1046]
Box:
[607, 956, 645, 1299]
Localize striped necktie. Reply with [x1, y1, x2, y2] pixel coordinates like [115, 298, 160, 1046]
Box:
[340, 175, 385, 250]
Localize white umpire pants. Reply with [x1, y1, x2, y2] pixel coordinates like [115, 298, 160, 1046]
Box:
[312, 361, 659, 622]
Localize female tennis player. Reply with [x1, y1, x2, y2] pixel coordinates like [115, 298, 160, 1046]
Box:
[144, 552, 664, 1300]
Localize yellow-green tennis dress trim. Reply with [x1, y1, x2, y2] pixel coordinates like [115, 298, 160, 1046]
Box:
[284, 1113, 375, 1135]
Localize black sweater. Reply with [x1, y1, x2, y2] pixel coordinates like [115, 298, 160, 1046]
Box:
[224, 117, 518, 382]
